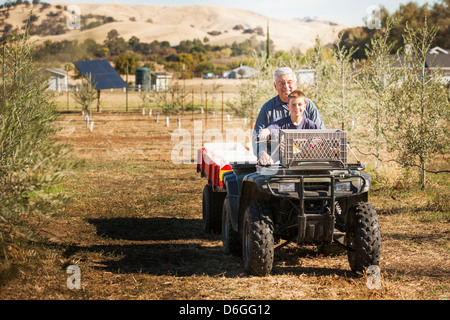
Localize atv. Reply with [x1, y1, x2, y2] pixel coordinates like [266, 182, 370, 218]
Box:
[198, 129, 381, 276]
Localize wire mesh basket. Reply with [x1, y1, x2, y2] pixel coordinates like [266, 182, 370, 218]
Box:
[279, 130, 347, 168]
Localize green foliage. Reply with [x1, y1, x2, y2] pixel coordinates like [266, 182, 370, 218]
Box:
[33, 32, 272, 76]
[227, 52, 273, 121]
[359, 18, 399, 156]
[73, 75, 97, 112]
[382, 18, 449, 188]
[323, 37, 359, 131]
[104, 33, 127, 57]
[0, 27, 72, 268]
[339, 0, 449, 59]
[238, 14, 448, 189]
[301, 37, 361, 131]
[339, 15, 449, 189]
[114, 50, 141, 74]
[151, 88, 171, 115]
[80, 14, 116, 31]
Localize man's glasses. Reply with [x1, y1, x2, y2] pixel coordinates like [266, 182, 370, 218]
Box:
[276, 80, 296, 87]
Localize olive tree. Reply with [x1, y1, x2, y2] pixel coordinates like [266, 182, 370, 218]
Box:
[383, 18, 449, 188]
[0, 27, 70, 269]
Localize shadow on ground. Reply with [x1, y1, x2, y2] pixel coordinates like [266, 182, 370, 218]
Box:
[86, 217, 204, 241]
[60, 217, 358, 278]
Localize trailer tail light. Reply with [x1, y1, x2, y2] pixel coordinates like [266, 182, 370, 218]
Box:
[219, 165, 232, 187]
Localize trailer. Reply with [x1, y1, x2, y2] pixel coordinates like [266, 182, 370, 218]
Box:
[197, 142, 257, 233]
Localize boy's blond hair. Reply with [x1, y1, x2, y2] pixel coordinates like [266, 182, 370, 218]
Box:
[288, 90, 306, 103]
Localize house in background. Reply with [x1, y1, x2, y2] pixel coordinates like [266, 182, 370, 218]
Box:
[391, 46, 450, 85]
[47, 68, 67, 91]
[225, 65, 257, 79]
[427, 47, 450, 84]
[151, 72, 172, 91]
[295, 69, 316, 87]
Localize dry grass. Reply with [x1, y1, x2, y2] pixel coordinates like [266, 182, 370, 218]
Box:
[0, 105, 448, 300]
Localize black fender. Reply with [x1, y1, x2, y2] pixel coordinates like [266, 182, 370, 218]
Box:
[242, 172, 273, 194]
[223, 171, 238, 195]
[237, 173, 273, 233]
[223, 169, 274, 233]
[222, 171, 240, 232]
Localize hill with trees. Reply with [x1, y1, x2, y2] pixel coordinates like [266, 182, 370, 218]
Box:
[338, 0, 449, 60]
[0, 1, 346, 77]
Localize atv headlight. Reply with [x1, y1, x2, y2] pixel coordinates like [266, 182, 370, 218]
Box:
[279, 182, 296, 192]
[335, 181, 351, 192]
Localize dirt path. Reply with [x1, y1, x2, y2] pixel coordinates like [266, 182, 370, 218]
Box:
[0, 111, 448, 301]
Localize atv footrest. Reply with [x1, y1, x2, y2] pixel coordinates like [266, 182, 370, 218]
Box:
[298, 214, 334, 244]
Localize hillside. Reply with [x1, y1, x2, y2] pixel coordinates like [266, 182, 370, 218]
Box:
[1, 2, 347, 52]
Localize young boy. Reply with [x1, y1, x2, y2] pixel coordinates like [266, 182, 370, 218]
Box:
[258, 90, 320, 165]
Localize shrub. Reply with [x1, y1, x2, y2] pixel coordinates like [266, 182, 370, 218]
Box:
[0, 26, 71, 272]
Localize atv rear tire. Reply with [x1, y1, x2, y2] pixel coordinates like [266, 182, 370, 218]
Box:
[346, 202, 381, 274]
[222, 196, 241, 256]
[202, 184, 225, 234]
[242, 202, 274, 276]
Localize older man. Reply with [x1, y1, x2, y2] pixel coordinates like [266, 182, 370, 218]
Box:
[252, 67, 325, 165]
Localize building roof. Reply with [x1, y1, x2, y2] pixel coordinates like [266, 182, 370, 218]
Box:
[426, 49, 450, 69]
[226, 65, 257, 78]
[391, 46, 450, 69]
[46, 68, 66, 77]
[429, 47, 448, 55]
[152, 72, 172, 78]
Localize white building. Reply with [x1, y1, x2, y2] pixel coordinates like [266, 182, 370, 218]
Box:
[47, 68, 68, 92]
[225, 65, 257, 79]
[151, 72, 172, 91]
[295, 69, 316, 87]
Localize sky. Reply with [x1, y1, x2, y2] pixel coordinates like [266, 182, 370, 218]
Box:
[40, 0, 439, 26]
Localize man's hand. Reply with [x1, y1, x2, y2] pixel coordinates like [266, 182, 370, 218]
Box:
[259, 128, 271, 140]
[258, 151, 273, 165]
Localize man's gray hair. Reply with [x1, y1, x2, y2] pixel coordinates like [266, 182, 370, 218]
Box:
[273, 67, 297, 83]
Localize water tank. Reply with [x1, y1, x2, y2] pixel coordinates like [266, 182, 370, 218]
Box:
[135, 67, 150, 91]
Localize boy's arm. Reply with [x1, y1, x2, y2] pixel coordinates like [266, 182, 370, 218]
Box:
[257, 122, 281, 165]
[259, 122, 280, 140]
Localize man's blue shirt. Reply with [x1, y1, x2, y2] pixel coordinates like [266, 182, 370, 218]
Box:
[252, 95, 325, 157]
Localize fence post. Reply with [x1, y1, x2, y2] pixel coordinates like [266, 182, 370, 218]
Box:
[2, 45, 5, 96]
[126, 65, 129, 112]
[221, 91, 224, 134]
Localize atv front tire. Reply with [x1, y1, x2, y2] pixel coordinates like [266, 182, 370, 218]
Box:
[346, 202, 381, 274]
[242, 202, 274, 276]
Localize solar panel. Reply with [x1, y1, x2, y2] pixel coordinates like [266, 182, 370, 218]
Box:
[73, 59, 128, 90]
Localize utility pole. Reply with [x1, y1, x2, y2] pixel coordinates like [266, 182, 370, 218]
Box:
[65, 64, 70, 111]
[126, 64, 129, 112]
